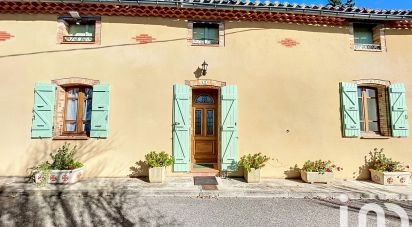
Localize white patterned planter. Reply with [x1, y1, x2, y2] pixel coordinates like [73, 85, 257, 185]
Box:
[370, 169, 411, 186]
[244, 168, 261, 183]
[148, 167, 166, 183]
[301, 171, 334, 184]
[35, 167, 84, 184]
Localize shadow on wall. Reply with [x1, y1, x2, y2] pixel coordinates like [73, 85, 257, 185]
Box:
[284, 164, 301, 179]
[0, 185, 181, 226]
[16, 133, 118, 178]
[129, 160, 149, 178]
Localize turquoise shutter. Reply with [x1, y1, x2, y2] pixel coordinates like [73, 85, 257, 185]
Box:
[31, 83, 56, 138]
[172, 84, 191, 172]
[340, 82, 360, 137]
[221, 85, 238, 171]
[90, 84, 110, 138]
[389, 84, 409, 137]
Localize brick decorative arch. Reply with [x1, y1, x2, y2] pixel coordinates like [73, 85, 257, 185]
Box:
[185, 79, 226, 88]
[353, 79, 391, 86]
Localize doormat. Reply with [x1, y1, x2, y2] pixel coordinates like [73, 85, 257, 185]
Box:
[194, 176, 218, 185]
[193, 163, 214, 169]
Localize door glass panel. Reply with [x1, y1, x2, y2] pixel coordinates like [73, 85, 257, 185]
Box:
[195, 109, 202, 135]
[207, 110, 214, 135]
[195, 95, 214, 104]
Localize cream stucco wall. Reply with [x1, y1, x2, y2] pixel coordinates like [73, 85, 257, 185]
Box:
[0, 14, 411, 179]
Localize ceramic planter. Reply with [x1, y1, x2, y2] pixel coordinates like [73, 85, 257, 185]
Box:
[35, 167, 84, 184]
[369, 169, 411, 186]
[301, 171, 334, 184]
[244, 168, 261, 183]
[148, 166, 166, 183]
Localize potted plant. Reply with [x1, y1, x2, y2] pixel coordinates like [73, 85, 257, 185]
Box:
[145, 151, 173, 183]
[29, 143, 84, 187]
[368, 148, 410, 186]
[238, 153, 270, 183]
[300, 160, 342, 184]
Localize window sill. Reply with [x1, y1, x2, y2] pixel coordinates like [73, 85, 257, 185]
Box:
[360, 133, 390, 139]
[60, 42, 96, 45]
[354, 48, 382, 52]
[53, 135, 89, 140]
[191, 43, 220, 47]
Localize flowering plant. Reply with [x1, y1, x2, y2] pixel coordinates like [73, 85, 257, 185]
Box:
[302, 160, 342, 174]
[368, 148, 409, 172]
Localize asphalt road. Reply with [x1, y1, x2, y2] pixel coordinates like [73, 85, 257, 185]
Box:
[0, 194, 411, 227]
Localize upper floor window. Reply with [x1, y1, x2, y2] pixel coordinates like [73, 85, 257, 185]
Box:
[189, 21, 224, 47]
[65, 21, 95, 42]
[57, 16, 101, 44]
[193, 22, 219, 45]
[353, 23, 383, 51]
[64, 86, 93, 136]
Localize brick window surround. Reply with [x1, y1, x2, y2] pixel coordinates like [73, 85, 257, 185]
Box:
[57, 16, 101, 45]
[188, 21, 225, 47]
[349, 23, 386, 52]
[353, 79, 391, 138]
[51, 77, 99, 140]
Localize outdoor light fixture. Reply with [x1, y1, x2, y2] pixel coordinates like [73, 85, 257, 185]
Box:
[69, 11, 81, 19]
[201, 60, 208, 76]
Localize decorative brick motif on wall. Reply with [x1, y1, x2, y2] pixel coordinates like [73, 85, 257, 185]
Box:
[51, 78, 99, 137]
[0, 31, 14, 42]
[185, 79, 226, 87]
[187, 21, 225, 47]
[278, 38, 300, 48]
[132, 34, 156, 44]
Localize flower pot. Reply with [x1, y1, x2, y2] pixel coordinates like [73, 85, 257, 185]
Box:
[300, 171, 334, 184]
[35, 167, 84, 184]
[369, 169, 411, 186]
[148, 166, 166, 183]
[244, 168, 261, 183]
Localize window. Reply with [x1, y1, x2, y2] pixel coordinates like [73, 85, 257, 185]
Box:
[340, 81, 409, 138]
[353, 23, 383, 51]
[358, 87, 379, 134]
[65, 21, 95, 42]
[189, 21, 224, 46]
[64, 86, 93, 136]
[57, 16, 100, 44]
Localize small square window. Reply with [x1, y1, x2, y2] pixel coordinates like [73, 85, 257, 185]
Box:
[193, 23, 219, 45]
[57, 16, 100, 44]
[189, 21, 223, 46]
[353, 23, 383, 51]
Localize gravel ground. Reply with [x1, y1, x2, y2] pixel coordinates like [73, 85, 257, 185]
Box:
[0, 194, 411, 227]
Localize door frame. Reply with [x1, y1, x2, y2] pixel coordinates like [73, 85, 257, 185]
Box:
[185, 79, 226, 171]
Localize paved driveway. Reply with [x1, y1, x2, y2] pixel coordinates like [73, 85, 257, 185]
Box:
[1, 195, 411, 226]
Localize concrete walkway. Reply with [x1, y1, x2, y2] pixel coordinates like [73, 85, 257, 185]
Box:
[1, 177, 411, 200]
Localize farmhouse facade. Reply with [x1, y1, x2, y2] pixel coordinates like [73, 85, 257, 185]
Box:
[0, 0, 411, 179]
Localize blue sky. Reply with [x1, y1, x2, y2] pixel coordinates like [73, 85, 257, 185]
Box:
[298, 0, 411, 9]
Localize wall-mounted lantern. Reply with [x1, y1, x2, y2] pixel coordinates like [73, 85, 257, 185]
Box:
[201, 60, 208, 76]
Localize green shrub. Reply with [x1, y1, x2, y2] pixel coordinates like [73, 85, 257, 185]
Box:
[145, 151, 174, 168]
[301, 160, 341, 174]
[368, 148, 408, 172]
[238, 153, 270, 173]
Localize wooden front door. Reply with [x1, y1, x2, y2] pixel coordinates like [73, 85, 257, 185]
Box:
[192, 89, 218, 164]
